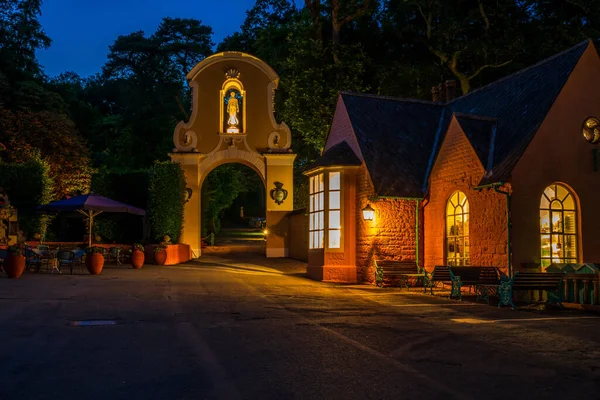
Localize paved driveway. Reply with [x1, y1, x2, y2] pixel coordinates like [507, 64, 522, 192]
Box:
[1, 257, 599, 399]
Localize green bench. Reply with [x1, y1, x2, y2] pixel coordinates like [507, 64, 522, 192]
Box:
[498, 272, 564, 309]
[374, 260, 425, 289]
[427, 266, 503, 301]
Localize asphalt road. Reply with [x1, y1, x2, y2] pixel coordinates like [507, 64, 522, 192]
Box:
[1, 258, 599, 400]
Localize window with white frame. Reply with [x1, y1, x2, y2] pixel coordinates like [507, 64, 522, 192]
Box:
[309, 174, 324, 249]
[328, 172, 341, 249]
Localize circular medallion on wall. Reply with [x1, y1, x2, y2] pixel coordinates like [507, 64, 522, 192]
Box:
[268, 131, 281, 149]
[582, 117, 600, 144]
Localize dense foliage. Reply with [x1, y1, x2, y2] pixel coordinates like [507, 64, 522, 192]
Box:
[147, 161, 186, 243]
[0, 157, 53, 238]
[1, 0, 599, 239]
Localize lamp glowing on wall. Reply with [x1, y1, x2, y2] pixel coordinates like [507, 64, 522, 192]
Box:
[362, 204, 375, 221]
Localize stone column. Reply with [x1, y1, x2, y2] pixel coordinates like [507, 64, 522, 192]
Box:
[264, 153, 296, 258]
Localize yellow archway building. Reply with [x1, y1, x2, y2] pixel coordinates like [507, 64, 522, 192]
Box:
[170, 52, 296, 258]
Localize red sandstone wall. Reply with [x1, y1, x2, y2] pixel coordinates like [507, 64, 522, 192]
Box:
[288, 211, 308, 262]
[511, 43, 600, 268]
[424, 118, 508, 273]
[356, 164, 419, 283]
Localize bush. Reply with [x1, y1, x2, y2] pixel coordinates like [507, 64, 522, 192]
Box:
[147, 161, 186, 243]
[0, 158, 54, 239]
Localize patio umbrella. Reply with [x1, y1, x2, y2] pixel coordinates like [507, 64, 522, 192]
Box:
[38, 194, 145, 247]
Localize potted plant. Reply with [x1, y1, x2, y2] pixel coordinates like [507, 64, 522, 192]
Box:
[154, 243, 167, 265]
[4, 243, 25, 279]
[131, 243, 145, 269]
[85, 246, 104, 275]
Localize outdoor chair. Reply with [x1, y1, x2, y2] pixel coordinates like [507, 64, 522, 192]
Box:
[107, 247, 124, 265]
[0, 249, 7, 273]
[25, 248, 43, 272]
[57, 251, 80, 275]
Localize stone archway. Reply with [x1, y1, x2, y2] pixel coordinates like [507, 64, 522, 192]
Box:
[169, 52, 295, 258]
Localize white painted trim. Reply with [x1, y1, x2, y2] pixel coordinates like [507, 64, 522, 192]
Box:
[266, 247, 288, 258]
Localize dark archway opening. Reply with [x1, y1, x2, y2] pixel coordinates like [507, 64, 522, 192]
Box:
[201, 163, 266, 255]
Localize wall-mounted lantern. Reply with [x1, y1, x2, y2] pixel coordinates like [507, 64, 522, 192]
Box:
[362, 204, 375, 221]
[184, 188, 193, 203]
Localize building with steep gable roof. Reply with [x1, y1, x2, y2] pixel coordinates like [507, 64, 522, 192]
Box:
[304, 40, 600, 283]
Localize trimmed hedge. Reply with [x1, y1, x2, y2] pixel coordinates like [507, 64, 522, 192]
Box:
[0, 158, 54, 238]
[148, 161, 186, 243]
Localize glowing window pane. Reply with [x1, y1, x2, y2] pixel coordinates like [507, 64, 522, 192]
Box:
[563, 195, 575, 210]
[557, 185, 568, 201]
[446, 191, 469, 266]
[564, 211, 576, 234]
[540, 210, 550, 233]
[544, 186, 556, 201]
[319, 211, 324, 230]
[329, 211, 341, 229]
[330, 191, 340, 209]
[319, 192, 324, 210]
[319, 231, 324, 247]
[540, 195, 550, 209]
[329, 230, 341, 249]
[319, 174, 324, 191]
[551, 200, 562, 210]
[329, 172, 341, 190]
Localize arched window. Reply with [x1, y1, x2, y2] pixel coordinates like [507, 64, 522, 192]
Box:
[446, 191, 469, 266]
[540, 184, 578, 266]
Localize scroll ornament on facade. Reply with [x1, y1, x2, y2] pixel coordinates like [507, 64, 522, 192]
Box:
[270, 181, 288, 205]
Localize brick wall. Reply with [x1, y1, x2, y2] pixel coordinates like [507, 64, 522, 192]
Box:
[356, 164, 419, 283]
[424, 118, 509, 273]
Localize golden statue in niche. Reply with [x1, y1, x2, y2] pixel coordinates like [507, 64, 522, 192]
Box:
[227, 91, 239, 132]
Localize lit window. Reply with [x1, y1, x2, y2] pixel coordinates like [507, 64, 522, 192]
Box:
[540, 183, 578, 266]
[446, 191, 469, 266]
[328, 172, 341, 249]
[309, 174, 324, 249]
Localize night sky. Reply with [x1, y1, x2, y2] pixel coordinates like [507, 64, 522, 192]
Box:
[36, 0, 295, 78]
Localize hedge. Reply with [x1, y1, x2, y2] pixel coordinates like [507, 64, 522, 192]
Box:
[0, 158, 54, 239]
[147, 161, 186, 243]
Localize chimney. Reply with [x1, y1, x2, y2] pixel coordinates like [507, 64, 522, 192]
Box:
[431, 83, 446, 103]
[445, 80, 457, 102]
[431, 85, 441, 102]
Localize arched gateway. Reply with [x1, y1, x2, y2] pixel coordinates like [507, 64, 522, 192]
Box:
[169, 52, 296, 258]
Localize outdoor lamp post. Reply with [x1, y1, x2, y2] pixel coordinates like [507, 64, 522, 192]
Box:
[362, 204, 375, 221]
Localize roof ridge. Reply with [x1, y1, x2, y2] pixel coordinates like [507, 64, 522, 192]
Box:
[340, 91, 443, 107]
[453, 112, 498, 122]
[447, 39, 590, 104]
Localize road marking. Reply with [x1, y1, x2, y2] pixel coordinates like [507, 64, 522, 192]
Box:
[452, 316, 600, 324]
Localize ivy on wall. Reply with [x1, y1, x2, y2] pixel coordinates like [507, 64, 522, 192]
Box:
[0, 158, 54, 239]
[148, 161, 186, 243]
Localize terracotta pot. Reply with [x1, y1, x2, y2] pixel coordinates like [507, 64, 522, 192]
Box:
[131, 250, 144, 269]
[154, 249, 167, 265]
[4, 254, 26, 279]
[85, 253, 104, 275]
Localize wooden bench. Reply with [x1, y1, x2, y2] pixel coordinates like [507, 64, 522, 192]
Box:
[426, 266, 456, 296]
[374, 260, 424, 289]
[498, 272, 564, 309]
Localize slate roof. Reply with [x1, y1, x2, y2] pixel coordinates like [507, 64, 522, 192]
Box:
[306, 140, 362, 170]
[454, 114, 497, 169]
[316, 40, 591, 197]
[340, 93, 444, 198]
[446, 40, 590, 186]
